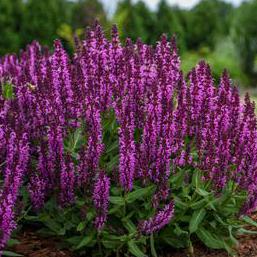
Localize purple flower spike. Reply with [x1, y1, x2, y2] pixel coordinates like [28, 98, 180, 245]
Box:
[139, 202, 174, 234]
[93, 172, 110, 231]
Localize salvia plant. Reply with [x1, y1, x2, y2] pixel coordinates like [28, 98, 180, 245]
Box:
[1, 22, 257, 257]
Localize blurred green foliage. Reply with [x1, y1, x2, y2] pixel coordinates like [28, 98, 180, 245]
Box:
[21, 0, 69, 47]
[231, 0, 257, 77]
[0, 0, 257, 86]
[0, 0, 23, 54]
[72, 0, 108, 30]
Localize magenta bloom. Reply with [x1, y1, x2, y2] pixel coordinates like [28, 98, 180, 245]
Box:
[139, 202, 175, 234]
[93, 172, 110, 230]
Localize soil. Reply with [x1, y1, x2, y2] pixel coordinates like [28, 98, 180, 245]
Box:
[8, 215, 257, 257]
[10, 230, 73, 257]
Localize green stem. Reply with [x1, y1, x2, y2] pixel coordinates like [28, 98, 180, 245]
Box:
[123, 191, 127, 216]
[150, 233, 158, 257]
[97, 232, 103, 257]
[188, 240, 195, 257]
[116, 244, 123, 257]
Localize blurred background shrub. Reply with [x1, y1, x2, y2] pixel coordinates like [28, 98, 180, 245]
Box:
[0, 0, 257, 87]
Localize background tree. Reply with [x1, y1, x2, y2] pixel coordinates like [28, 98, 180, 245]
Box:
[114, 0, 147, 43]
[155, 0, 186, 51]
[185, 0, 233, 50]
[0, 0, 24, 55]
[72, 0, 108, 30]
[133, 1, 156, 44]
[22, 0, 69, 47]
[231, 0, 257, 77]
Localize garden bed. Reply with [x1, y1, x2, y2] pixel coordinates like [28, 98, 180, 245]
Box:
[8, 214, 257, 257]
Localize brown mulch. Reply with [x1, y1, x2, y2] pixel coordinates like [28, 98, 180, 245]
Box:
[165, 235, 257, 257]
[8, 215, 257, 257]
[10, 231, 73, 257]
[9, 232, 257, 257]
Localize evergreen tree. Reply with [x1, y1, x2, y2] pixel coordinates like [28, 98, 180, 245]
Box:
[133, 1, 156, 44]
[114, 0, 146, 43]
[155, 0, 186, 51]
[22, 0, 69, 47]
[72, 0, 108, 29]
[231, 0, 257, 77]
[0, 0, 24, 55]
[185, 0, 233, 50]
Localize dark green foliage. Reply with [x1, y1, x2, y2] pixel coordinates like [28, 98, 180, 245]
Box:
[114, 0, 150, 43]
[21, 0, 69, 47]
[160, 168, 248, 255]
[184, 0, 233, 50]
[155, 0, 186, 51]
[72, 0, 108, 30]
[0, 0, 24, 55]
[231, 0, 257, 76]
[133, 1, 156, 44]
[20, 167, 253, 256]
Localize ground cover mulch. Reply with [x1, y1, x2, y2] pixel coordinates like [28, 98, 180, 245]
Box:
[9, 214, 257, 257]
[10, 230, 73, 257]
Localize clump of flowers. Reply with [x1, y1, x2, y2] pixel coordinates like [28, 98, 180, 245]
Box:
[0, 22, 257, 256]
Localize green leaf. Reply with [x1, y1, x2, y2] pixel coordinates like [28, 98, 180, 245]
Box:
[109, 196, 125, 206]
[77, 222, 85, 232]
[106, 155, 119, 170]
[44, 219, 65, 235]
[189, 209, 206, 233]
[2, 82, 14, 99]
[190, 198, 207, 209]
[24, 215, 39, 221]
[237, 228, 257, 235]
[106, 140, 119, 154]
[109, 205, 123, 215]
[150, 234, 158, 257]
[76, 231, 95, 249]
[170, 168, 186, 188]
[228, 226, 238, 246]
[195, 188, 210, 197]
[223, 241, 236, 256]
[241, 216, 257, 227]
[163, 236, 189, 248]
[64, 128, 84, 154]
[192, 170, 202, 188]
[174, 224, 189, 237]
[126, 186, 155, 204]
[86, 211, 95, 222]
[7, 239, 20, 247]
[214, 214, 228, 226]
[123, 218, 137, 234]
[66, 236, 83, 245]
[2, 251, 23, 257]
[196, 227, 225, 249]
[102, 240, 122, 249]
[75, 199, 85, 207]
[128, 240, 147, 257]
[174, 196, 188, 209]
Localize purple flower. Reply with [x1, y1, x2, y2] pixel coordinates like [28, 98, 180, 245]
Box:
[139, 202, 174, 234]
[59, 158, 75, 207]
[0, 132, 29, 252]
[93, 172, 110, 231]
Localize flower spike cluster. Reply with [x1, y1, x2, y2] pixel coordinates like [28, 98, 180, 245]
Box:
[1, 23, 257, 252]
